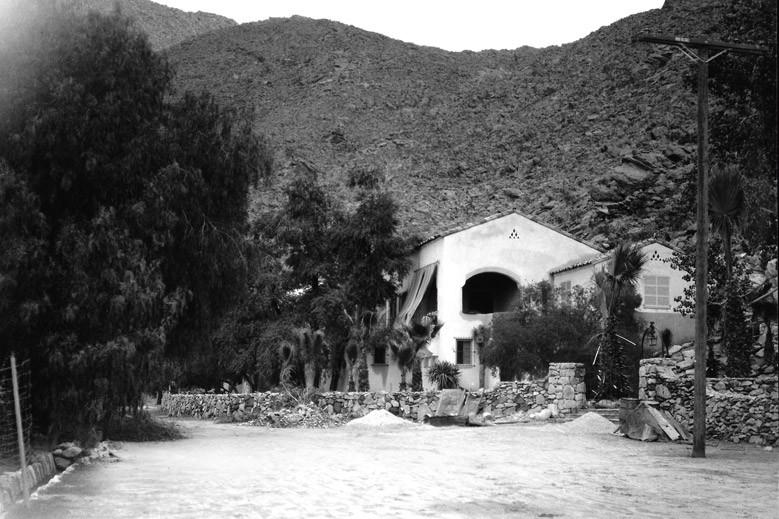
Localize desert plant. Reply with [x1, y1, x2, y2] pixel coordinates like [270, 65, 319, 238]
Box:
[389, 318, 443, 391]
[293, 327, 328, 390]
[427, 361, 461, 390]
[709, 165, 746, 282]
[593, 242, 647, 399]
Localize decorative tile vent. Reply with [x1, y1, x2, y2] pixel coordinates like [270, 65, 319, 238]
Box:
[508, 229, 519, 239]
[650, 250, 661, 261]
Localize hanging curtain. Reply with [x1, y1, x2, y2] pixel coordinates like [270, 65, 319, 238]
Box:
[395, 263, 438, 326]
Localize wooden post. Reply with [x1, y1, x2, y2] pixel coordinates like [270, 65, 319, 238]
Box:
[10, 352, 30, 506]
[692, 48, 709, 458]
[634, 34, 765, 459]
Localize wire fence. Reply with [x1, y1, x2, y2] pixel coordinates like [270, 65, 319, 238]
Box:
[0, 356, 32, 470]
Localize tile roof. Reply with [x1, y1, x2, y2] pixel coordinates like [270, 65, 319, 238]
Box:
[548, 238, 683, 275]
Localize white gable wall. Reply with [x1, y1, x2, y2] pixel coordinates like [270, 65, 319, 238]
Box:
[426, 213, 599, 389]
[550, 241, 695, 348]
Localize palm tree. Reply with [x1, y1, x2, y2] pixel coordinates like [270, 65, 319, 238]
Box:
[710, 165, 750, 376]
[709, 165, 746, 281]
[390, 318, 443, 391]
[593, 241, 647, 399]
[290, 326, 327, 390]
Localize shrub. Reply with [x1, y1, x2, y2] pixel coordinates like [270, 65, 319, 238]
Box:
[427, 361, 460, 389]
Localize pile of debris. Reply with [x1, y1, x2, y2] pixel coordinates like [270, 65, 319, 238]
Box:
[243, 403, 347, 429]
[620, 401, 690, 442]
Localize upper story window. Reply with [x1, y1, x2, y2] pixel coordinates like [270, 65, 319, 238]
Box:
[461, 272, 518, 314]
[456, 339, 473, 365]
[373, 346, 387, 365]
[644, 275, 670, 308]
[559, 280, 572, 292]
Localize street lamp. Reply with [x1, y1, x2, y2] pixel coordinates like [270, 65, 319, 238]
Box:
[641, 322, 657, 360]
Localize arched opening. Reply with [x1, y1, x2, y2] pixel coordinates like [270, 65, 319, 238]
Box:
[461, 272, 519, 314]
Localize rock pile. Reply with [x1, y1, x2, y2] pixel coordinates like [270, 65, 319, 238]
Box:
[52, 443, 84, 471]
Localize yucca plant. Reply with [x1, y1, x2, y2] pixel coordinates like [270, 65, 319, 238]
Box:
[427, 360, 461, 390]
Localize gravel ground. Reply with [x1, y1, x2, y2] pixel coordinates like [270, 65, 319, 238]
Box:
[5, 412, 778, 519]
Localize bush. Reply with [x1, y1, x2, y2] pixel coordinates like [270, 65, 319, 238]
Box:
[427, 361, 460, 389]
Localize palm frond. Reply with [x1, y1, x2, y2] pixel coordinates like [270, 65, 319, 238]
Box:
[608, 241, 648, 288]
[709, 165, 746, 236]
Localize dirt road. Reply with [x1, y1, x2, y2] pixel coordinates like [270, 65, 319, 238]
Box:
[6, 414, 778, 518]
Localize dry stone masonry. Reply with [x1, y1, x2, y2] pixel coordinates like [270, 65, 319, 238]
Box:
[640, 355, 778, 446]
[162, 363, 587, 423]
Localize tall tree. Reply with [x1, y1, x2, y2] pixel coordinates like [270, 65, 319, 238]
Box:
[258, 164, 414, 391]
[0, 5, 270, 438]
[594, 242, 647, 399]
[709, 165, 746, 281]
[708, 165, 752, 376]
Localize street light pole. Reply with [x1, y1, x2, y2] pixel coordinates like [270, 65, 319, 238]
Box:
[634, 34, 766, 458]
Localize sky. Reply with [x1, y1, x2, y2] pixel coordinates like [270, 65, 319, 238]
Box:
[155, 0, 665, 52]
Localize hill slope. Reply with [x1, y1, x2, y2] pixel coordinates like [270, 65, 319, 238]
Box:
[166, 0, 733, 248]
[68, 0, 236, 50]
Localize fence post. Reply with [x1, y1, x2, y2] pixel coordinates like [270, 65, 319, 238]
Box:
[10, 352, 29, 507]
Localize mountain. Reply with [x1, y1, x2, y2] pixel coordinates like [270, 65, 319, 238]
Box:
[67, 0, 236, 50]
[163, 0, 734, 248]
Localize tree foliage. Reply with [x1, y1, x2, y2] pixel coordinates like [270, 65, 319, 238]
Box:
[249, 163, 415, 390]
[593, 242, 647, 399]
[0, 6, 270, 438]
[483, 282, 600, 381]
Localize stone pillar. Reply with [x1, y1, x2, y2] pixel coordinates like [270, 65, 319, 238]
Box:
[547, 362, 586, 414]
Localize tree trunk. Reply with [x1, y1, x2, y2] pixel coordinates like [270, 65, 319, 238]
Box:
[304, 361, 316, 390]
[357, 347, 369, 391]
[399, 367, 407, 391]
[763, 310, 775, 367]
[478, 346, 486, 389]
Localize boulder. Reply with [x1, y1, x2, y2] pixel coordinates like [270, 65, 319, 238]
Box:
[54, 456, 72, 471]
[612, 164, 653, 185]
[60, 446, 83, 460]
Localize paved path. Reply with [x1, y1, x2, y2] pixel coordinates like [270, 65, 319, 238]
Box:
[6, 415, 778, 518]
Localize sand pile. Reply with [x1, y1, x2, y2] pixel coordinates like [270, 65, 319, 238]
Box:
[344, 410, 418, 429]
[555, 412, 618, 435]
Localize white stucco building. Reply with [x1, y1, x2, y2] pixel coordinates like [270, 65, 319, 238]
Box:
[367, 211, 603, 391]
[365, 212, 695, 392]
[549, 239, 695, 349]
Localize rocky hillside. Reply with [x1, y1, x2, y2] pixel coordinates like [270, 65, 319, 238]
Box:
[163, 0, 737, 248]
[67, 0, 236, 50]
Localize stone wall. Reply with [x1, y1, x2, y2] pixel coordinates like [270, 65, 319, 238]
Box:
[639, 357, 778, 446]
[0, 452, 56, 508]
[162, 363, 587, 422]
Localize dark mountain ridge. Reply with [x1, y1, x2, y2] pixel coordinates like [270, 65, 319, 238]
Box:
[163, 0, 742, 249]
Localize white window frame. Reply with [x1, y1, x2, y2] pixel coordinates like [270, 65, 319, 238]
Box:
[644, 275, 671, 308]
[456, 339, 473, 366]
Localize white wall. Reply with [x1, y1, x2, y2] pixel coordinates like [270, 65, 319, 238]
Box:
[550, 241, 694, 344]
[426, 213, 600, 389]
